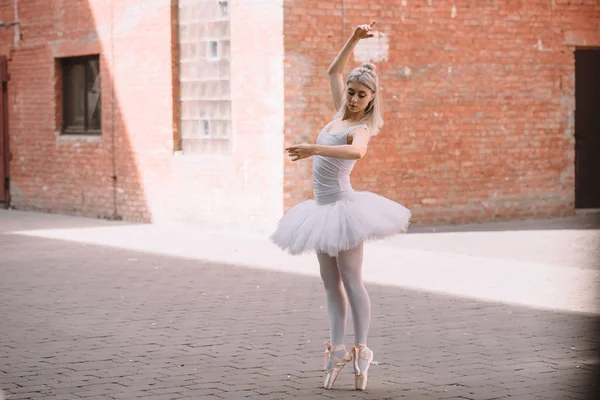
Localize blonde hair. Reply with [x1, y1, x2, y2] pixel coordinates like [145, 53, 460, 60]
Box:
[335, 62, 384, 135]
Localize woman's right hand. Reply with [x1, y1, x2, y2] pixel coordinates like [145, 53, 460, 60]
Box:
[353, 22, 376, 40]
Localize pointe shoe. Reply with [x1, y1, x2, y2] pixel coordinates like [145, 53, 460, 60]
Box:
[323, 341, 352, 390]
[352, 344, 374, 391]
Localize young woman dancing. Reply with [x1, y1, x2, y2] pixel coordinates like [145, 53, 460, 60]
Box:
[270, 22, 412, 391]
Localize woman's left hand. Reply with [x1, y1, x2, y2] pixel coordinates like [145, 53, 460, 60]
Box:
[353, 22, 376, 40]
[286, 143, 316, 161]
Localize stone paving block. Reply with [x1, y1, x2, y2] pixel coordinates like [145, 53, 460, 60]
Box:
[107, 390, 154, 399]
[2, 393, 49, 399]
[253, 393, 286, 400]
[135, 395, 187, 400]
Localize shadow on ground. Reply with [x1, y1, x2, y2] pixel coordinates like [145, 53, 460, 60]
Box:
[409, 214, 600, 234]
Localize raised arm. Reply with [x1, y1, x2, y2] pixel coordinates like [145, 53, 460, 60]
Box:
[328, 22, 376, 110]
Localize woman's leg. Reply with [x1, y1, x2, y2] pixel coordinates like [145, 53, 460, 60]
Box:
[337, 243, 371, 347]
[317, 251, 348, 367]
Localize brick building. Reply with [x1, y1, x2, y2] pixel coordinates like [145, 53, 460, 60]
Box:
[0, 0, 598, 231]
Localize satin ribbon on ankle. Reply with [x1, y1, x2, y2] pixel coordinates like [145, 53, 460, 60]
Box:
[323, 341, 346, 370]
[352, 345, 369, 376]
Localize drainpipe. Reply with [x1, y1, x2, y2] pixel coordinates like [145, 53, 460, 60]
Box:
[109, 0, 119, 219]
[13, 0, 20, 46]
[341, 0, 344, 43]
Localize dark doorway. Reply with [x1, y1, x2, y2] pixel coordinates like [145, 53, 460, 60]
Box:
[0, 55, 8, 208]
[575, 50, 600, 209]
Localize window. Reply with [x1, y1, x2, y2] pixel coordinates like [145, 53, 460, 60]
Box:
[207, 40, 220, 61]
[61, 56, 101, 134]
[200, 119, 210, 137]
[218, 1, 228, 17]
[177, 1, 232, 155]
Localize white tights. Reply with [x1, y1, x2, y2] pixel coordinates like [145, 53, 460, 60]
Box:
[318, 243, 371, 349]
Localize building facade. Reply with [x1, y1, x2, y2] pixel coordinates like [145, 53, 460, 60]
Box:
[0, 0, 284, 231]
[0, 0, 598, 231]
[283, 0, 600, 224]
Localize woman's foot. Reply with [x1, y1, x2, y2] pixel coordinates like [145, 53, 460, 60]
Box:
[352, 344, 374, 390]
[323, 341, 352, 390]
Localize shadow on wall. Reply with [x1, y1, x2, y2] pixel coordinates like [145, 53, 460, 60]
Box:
[4, 0, 152, 222]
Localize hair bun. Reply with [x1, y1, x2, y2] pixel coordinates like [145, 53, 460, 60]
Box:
[361, 62, 376, 71]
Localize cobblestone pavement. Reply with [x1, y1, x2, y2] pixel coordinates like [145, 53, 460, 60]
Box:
[1, 210, 599, 399]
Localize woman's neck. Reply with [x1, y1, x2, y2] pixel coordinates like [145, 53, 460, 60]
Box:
[342, 110, 365, 122]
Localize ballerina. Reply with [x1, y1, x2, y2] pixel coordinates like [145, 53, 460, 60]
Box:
[270, 21, 412, 391]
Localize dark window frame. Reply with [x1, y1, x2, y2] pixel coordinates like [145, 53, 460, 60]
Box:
[207, 40, 220, 60]
[61, 55, 101, 135]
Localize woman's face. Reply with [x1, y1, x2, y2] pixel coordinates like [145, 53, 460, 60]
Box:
[346, 81, 374, 114]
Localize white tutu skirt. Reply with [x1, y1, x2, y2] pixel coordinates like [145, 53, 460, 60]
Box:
[270, 191, 411, 257]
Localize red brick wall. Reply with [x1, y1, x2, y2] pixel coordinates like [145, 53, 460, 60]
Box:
[2, 0, 285, 231]
[0, 5, 15, 56]
[4, 0, 599, 228]
[2, 0, 151, 221]
[283, 0, 600, 225]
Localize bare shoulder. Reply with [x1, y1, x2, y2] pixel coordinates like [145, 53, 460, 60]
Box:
[347, 126, 371, 144]
[351, 125, 370, 137]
